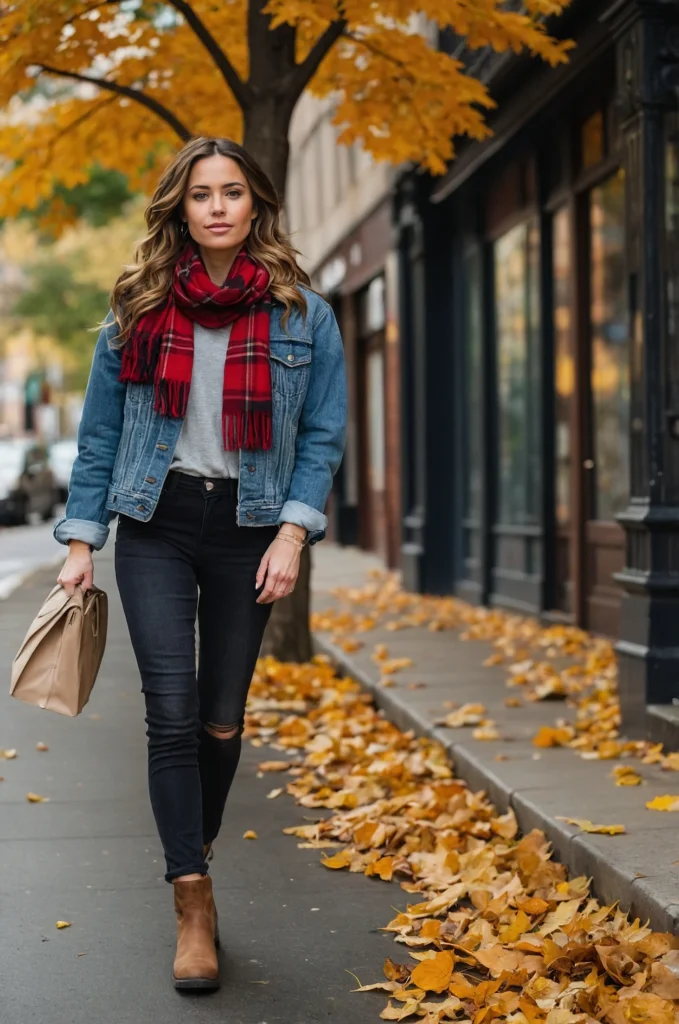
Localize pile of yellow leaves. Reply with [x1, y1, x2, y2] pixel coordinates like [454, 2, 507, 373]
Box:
[246, 656, 679, 1024]
[311, 572, 679, 775]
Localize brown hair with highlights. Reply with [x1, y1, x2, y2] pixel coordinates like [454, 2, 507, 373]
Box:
[108, 137, 311, 342]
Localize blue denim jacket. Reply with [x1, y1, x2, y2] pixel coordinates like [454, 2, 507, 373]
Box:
[53, 287, 347, 550]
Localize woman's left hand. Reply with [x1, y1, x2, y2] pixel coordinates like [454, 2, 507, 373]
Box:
[256, 530, 304, 604]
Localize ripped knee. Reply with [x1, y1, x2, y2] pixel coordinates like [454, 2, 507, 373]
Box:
[204, 721, 240, 740]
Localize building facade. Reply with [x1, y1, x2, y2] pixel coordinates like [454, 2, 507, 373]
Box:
[287, 94, 402, 566]
[394, 0, 679, 738]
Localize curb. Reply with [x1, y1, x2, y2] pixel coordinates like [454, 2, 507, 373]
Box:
[312, 633, 679, 935]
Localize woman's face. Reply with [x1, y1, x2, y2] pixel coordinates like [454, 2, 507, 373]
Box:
[181, 154, 257, 253]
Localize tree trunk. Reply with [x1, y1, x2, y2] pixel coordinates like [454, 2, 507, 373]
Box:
[259, 544, 313, 663]
[242, 95, 295, 201]
[243, 97, 314, 666]
[241, 7, 314, 663]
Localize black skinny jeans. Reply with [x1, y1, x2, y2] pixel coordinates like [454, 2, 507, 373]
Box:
[114, 471, 277, 882]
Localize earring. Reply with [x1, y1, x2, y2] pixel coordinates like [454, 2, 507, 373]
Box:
[180, 222, 188, 237]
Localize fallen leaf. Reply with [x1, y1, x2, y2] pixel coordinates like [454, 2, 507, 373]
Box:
[2, 749, 17, 759]
[650, 952, 679, 1000]
[56, 921, 71, 929]
[321, 849, 353, 870]
[410, 951, 454, 993]
[242, 830, 258, 839]
[36, 742, 49, 752]
[646, 795, 679, 812]
[618, 993, 676, 1024]
[257, 760, 291, 772]
[533, 726, 572, 748]
[612, 764, 642, 786]
[266, 788, 283, 799]
[661, 752, 679, 771]
[435, 703, 486, 728]
[380, 658, 413, 675]
[556, 817, 625, 835]
[473, 722, 500, 741]
[26, 792, 49, 803]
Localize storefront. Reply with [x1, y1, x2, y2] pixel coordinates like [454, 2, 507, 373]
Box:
[395, 0, 679, 738]
[315, 198, 402, 567]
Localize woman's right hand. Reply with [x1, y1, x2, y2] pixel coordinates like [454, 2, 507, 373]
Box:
[57, 540, 94, 597]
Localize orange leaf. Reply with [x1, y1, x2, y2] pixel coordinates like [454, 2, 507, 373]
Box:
[410, 951, 454, 993]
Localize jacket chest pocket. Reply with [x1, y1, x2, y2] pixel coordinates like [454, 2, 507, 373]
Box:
[269, 338, 311, 398]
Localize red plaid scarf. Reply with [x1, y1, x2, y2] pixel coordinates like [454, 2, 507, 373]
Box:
[119, 241, 273, 450]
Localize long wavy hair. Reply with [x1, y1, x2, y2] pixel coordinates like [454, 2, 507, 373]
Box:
[108, 137, 311, 343]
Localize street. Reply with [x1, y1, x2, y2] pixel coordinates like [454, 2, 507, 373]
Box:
[0, 550, 400, 1024]
[0, 517, 65, 599]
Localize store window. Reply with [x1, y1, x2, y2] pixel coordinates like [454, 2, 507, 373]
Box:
[581, 111, 605, 170]
[553, 207, 574, 527]
[665, 113, 679, 383]
[495, 220, 541, 525]
[590, 169, 629, 521]
[464, 247, 483, 521]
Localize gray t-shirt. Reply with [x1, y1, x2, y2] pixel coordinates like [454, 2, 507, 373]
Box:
[170, 322, 240, 479]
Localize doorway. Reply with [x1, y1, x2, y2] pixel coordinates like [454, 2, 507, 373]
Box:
[551, 168, 628, 634]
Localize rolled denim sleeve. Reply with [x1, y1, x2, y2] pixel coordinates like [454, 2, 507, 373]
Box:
[53, 312, 125, 551]
[277, 303, 347, 545]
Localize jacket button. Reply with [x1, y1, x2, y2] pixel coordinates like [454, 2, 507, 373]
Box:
[286, 353, 295, 362]
[145, 476, 156, 484]
[248, 465, 256, 473]
[156, 443, 168, 451]
[136, 504, 146, 512]
[246, 512, 255, 520]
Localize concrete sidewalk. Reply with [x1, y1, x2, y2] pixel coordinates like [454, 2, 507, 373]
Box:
[0, 549, 405, 1024]
[311, 543, 679, 935]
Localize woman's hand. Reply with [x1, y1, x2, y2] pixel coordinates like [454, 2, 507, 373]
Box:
[57, 540, 94, 597]
[255, 525, 306, 604]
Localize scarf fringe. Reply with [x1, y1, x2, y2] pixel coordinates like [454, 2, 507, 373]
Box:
[156, 378, 191, 419]
[223, 411, 272, 451]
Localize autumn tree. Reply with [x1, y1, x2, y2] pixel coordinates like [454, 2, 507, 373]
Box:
[0, 1, 573, 209]
[0, 0, 572, 661]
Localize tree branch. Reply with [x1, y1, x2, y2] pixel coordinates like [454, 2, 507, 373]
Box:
[64, 0, 118, 28]
[44, 95, 117, 162]
[287, 17, 347, 97]
[162, 0, 253, 109]
[37, 64, 191, 141]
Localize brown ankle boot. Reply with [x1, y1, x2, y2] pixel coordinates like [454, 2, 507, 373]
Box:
[202, 846, 219, 947]
[172, 875, 219, 990]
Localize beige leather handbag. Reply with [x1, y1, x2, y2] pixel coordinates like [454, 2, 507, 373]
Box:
[10, 583, 108, 717]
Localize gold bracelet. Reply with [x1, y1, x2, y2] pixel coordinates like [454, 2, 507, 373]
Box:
[277, 533, 305, 549]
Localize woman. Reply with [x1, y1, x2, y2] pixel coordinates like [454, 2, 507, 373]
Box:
[53, 137, 347, 991]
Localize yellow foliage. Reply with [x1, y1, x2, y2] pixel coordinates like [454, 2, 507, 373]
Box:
[0, 0, 573, 223]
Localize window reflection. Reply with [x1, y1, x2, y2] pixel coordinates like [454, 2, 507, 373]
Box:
[582, 111, 605, 170]
[665, 114, 679, 357]
[553, 208, 573, 528]
[464, 248, 483, 520]
[495, 220, 541, 525]
[590, 169, 629, 521]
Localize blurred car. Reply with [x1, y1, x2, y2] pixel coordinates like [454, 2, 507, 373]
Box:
[48, 438, 79, 504]
[0, 439, 57, 525]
